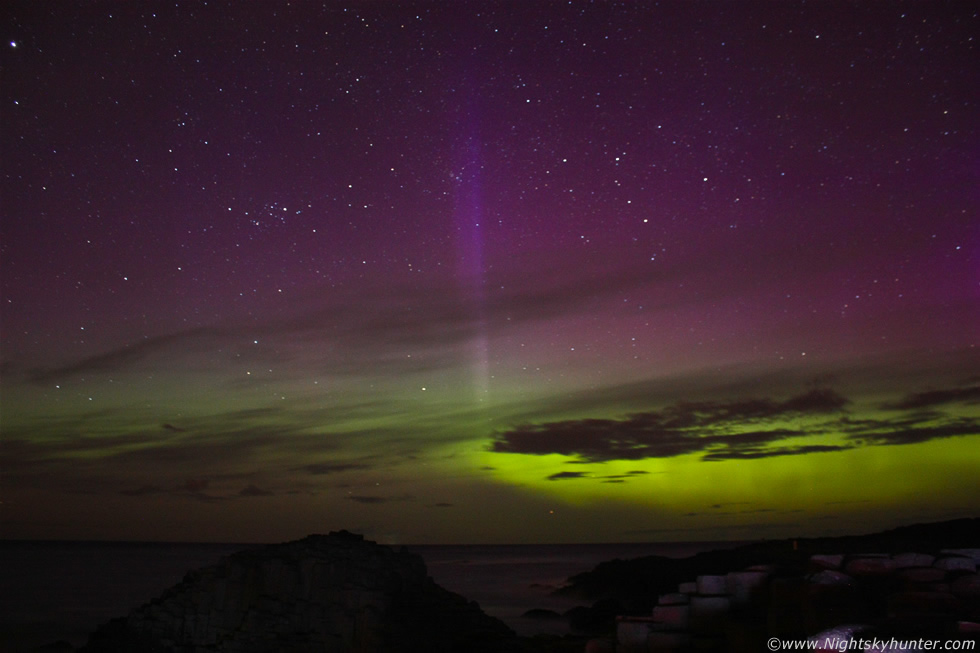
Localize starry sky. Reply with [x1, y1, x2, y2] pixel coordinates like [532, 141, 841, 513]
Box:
[1, 1, 977, 545]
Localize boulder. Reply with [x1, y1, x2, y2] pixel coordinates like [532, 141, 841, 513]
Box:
[584, 638, 616, 653]
[808, 624, 871, 652]
[695, 575, 728, 596]
[646, 630, 691, 651]
[689, 596, 730, 635]
[616, 616, 655, 653]
[951, 574, 980, 599]
[657, 592, 689, 605]
[804, 577, 868, 633]
[845, 556, 896, 577]
[809, 554, 844, 571]
[898, 567, 948, 585]
[887, 590, 961, 617]
[808, 570, 855, 586]
[935, 556, 977, 573]
[892, 552, 936, 569]
[651, 604, 689, 630]
[726, 570, 769, 607]
[942, 549, 980, 564]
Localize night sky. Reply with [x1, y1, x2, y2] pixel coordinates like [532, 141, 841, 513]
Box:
[1, 2, 977, 544]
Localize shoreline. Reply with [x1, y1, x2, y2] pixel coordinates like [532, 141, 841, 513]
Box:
[4, 518, 977, 652]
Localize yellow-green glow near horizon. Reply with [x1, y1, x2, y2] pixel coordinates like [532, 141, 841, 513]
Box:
[481, 439, 979, 512]
[474, 411, 980, 540]
[4, 361, 978, 543]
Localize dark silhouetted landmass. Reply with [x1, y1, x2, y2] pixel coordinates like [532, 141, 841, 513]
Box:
[552, 518, 980, 649]
[79, 530, 520, 653]
[559, 518, 979, 607]
[41, 520, 978, 652]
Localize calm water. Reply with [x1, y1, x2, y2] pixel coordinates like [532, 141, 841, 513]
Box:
[0, 539, 735, 651]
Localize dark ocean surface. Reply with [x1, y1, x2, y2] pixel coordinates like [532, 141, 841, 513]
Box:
[0, 539, 738, 651]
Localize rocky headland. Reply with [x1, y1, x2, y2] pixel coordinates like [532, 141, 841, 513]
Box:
[79, 530, 520, 653]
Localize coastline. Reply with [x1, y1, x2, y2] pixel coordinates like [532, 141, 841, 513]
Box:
[2, 519, 977, 652]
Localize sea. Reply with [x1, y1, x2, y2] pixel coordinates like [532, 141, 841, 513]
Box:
[0, 539, 738, 652]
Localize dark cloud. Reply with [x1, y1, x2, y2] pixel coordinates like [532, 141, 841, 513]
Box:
[492, 386, 979, 464]
[168, 479, 226, 503]
[303, 260, 667, 350]
[181, 491, 227, 504]
[181, 478, 209, 493]
[542, 469, 653, 483]
[492, 388, 846, 462]
[0, 425, 180, 460]
[0, 401, 431, 499]
[22, 259, 686, 387]
[260, 264, 666, 380]
[296, 462, 372, 475]
[433, 502, 454, 508]
[888, 385, 980, 410]
[239, 484, 273, 497]
[0, 410, 311, 474]
[120, 485, 165, 496]
[505, 349, 976, 430]
[546, 471, 588, 481]
[36, 266, 643, 385]
[118, 482, 231, 502]
[682, 505, 779, 516]
[658, 388, 849, 428]
[348, 495, 413, 505]
[30, 327, 221, 383]
[841, 416, 979, 446]
[702, 444, 852, 461]
[623, 521, 801, 536]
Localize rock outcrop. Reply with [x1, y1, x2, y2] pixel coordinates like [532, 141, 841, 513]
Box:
[610, 549, 980, 652]
[557, 519, 980, 652]
[80, 531, 519, 653]
[558, 518, 980, 634]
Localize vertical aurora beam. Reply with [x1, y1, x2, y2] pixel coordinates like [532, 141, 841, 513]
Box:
[451, 102, 491, 404]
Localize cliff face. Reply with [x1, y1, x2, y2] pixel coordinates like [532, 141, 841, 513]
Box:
[81, 531, 519, 653]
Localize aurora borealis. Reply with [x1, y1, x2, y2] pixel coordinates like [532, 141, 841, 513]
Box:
[1, 2, 977, 544]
